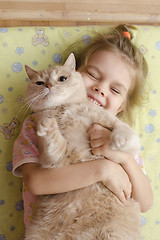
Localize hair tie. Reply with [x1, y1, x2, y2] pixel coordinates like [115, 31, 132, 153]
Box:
[123, 31, 131, 40]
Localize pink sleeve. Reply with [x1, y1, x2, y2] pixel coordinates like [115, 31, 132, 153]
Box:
[134, 152, 146, 175]
[13, 114, 39, 177]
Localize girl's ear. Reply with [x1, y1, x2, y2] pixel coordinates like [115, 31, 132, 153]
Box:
[25, 65, 38, 79]
[64, 53, 76, 71]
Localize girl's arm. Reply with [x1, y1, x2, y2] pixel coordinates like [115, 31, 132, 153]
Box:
[15, 115, 130, 204]
[104, 150, 153, 212]
[89, 124, 153, 212]
[22, 158, 131, 204]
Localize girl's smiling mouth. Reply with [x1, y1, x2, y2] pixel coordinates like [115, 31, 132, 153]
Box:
[88, 96, 103, 107]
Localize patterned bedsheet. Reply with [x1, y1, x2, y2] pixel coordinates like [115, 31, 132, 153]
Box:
[0, 25, 160, 240]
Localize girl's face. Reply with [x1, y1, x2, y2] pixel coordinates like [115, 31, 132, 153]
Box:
[80, 50, 132, 115]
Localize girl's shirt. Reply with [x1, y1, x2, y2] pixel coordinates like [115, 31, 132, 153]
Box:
[13, 114, 39, 227]
[12, 114, 146, 227]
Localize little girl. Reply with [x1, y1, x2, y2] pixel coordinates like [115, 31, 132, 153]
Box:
[13, 25, 153, 229]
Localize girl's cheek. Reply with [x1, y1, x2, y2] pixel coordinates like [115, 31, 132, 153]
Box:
[81, 74, 88, 86]
[106, 99, 120, 115]
[83, 77, 92, 90]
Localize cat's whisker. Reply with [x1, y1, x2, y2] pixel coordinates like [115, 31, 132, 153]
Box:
[26, 89, 48, 103]
[15, 92, 44, 119]
[16, 94, 39, 113]
[26, 96, 41, 110]
[25, 90, 48, 112]
[26, 91, 43, 103]
[15, 102, 31, 119]
[15, 97, 37, 119]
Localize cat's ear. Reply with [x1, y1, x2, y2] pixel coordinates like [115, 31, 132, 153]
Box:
[64, 53, 76, 71]
[25, 65, 38, 79]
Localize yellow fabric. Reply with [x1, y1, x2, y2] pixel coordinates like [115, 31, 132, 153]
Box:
[0, 25, 160, 239]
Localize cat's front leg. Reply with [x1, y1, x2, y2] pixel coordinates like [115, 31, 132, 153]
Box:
[88, 105, 140, 154]
[37, 117, 69, 168]
[109, 121, 140, 154]
[37, 116, 55, 137]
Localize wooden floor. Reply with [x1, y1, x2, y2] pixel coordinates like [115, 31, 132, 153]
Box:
[0, 0, 160, 27]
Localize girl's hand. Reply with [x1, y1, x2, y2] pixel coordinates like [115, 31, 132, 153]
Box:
[103, 147, 131, 166]
[88, 123, 130, 166]
[88, 124, 132, 203]
[88, 124, 111, 157]
[100, 160, 132, 203]
[88, 124, 153, 212]
[100, 149, 153, 213]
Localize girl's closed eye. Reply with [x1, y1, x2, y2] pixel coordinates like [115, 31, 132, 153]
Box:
[111, 87, 121, 95]
[87, 71, 99, 80]
[86, 68, 100, 80]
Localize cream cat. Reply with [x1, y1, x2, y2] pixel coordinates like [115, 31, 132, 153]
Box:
[25, 53, 141, 240]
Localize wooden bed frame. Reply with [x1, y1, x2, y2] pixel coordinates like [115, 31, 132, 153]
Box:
[0, 0, 160, 27]
[1, 2, 159, 240]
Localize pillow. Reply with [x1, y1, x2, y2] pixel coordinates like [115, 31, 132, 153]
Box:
[0, 25, 160, 239]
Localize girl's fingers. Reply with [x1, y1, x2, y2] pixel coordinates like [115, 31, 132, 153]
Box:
[91, 144, 108, 156]
[110, 188, 126, 204]
[119, 191, 127, 204]
[88, 123, 104, 134]
[124, 182, 132, 200]
[116, 189, 131, 204]
[88, 124, 111, 140]
[89, 129, 105, 141]
[90, 138, 104, 148]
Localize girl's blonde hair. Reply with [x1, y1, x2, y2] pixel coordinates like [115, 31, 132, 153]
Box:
[67, 25, 148, 124]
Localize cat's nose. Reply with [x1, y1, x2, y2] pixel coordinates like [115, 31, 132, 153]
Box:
[46, 83, 53, 89]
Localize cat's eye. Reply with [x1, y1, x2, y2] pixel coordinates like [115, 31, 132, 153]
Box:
[58, 76, 67, 82]
[36, 81, 44, 85]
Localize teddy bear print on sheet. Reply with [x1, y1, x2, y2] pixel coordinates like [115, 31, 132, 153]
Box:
[0, 25, 160, 240]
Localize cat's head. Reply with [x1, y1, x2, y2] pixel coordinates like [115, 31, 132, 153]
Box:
[25, 53, 86, 112]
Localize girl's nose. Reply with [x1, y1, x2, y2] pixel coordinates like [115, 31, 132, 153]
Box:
[93, 86, 105, 97]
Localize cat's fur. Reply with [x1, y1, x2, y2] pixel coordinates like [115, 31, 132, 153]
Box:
[25, 53, 141, 240]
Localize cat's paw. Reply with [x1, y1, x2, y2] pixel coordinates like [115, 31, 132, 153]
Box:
[37, 117, 57, 136]
[110, 132, 127, 150]
[109, 122, 140, 154]
[109, 128, 129, 151]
